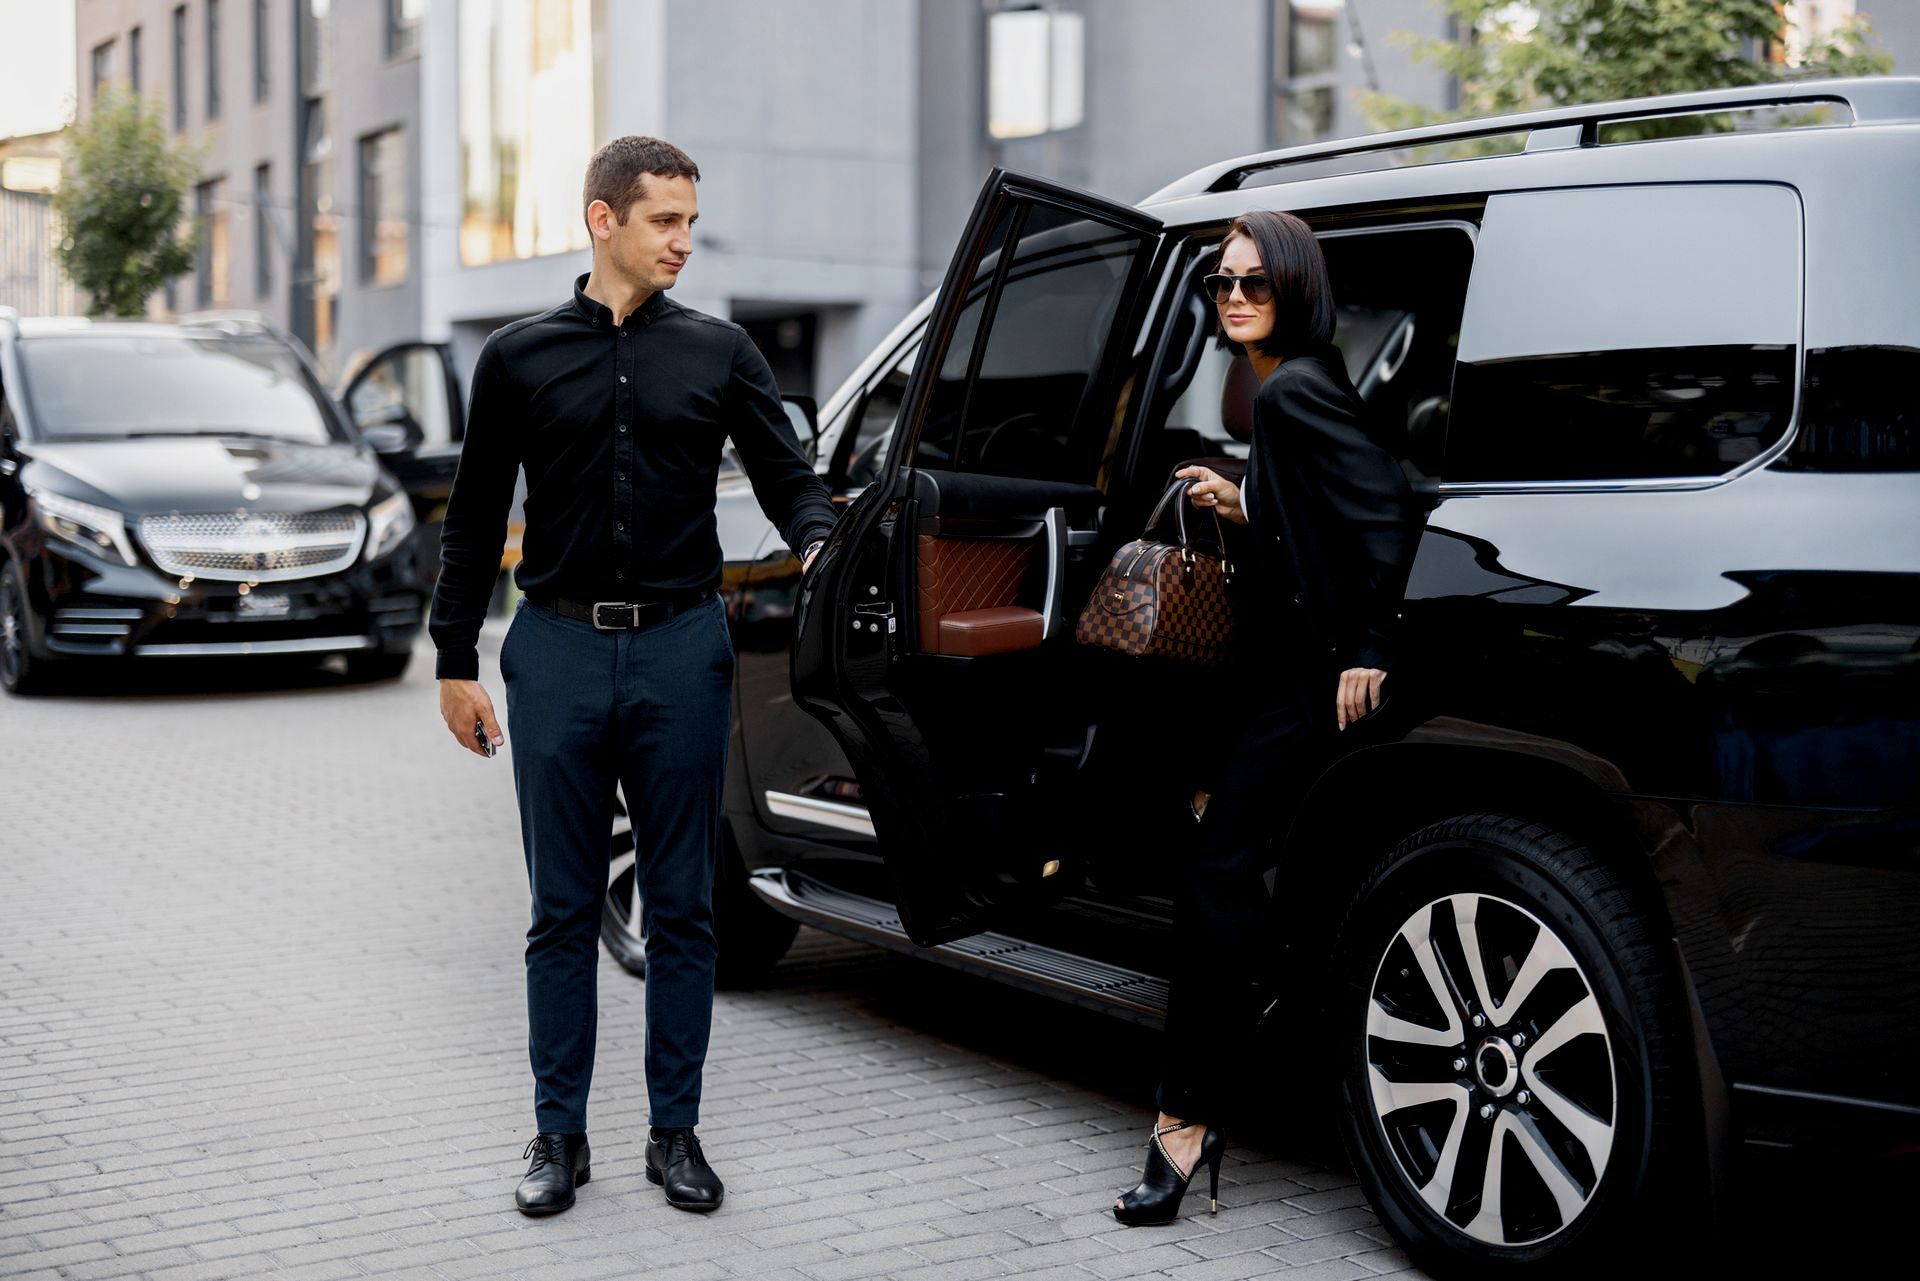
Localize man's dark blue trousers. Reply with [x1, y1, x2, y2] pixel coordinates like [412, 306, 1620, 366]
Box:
[498, 589, 733, 1133]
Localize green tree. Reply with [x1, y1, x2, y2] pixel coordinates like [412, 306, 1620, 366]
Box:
[1363, 0, 1893, 142]
[52, 89, 203, 318]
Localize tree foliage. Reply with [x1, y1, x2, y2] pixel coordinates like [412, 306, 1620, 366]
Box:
[51, 89, 203, 318]
[1363, 0, 1893, 141]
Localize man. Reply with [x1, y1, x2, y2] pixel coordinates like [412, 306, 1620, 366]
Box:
[431, 136, 835, 1217]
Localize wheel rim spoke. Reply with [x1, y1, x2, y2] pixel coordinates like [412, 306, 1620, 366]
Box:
[1462, 1112, 1509, 1242]
[1527, 992, 1603, 1062]
[1510, 1112, 1590, 1227]
[1522, 1066, 1615, 1174]
[1455, 895, 1575, 1028]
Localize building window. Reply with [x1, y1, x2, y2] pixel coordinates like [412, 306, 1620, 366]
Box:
[206, 0, 222, 119]
[388, 0, 424, 58]
[985, 7, 1085, 140]
[1271, 0, 1345, 145]
[91, 40, 115, 101]
[254, 0, 270, 101]
[129, 28, 143, 96]
[172, 7, 187, 129]
[304, 98, 340, 354]
[458, 0, 605, 266]
[254, 163, 273, 295]
[194, 178, 230, 307]
[358, 129, 408, 284]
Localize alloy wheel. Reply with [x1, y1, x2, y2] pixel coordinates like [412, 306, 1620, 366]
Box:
[600, 787, 646, 975]
[1364, 892, 1617, 1247]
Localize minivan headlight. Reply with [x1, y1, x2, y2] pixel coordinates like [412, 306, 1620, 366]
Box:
[31, 488, 138, 567]
[365, 492, 417, 561]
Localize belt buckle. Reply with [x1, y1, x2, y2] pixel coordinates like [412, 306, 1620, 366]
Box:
[591, 600, 641, 630]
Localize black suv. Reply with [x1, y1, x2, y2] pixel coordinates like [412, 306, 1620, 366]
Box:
[0, 313, 463, 692]
[590, 79, 1917, 1272]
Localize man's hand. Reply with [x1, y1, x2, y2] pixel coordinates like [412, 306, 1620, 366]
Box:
[440, 678, 505, 757]
[801, 539, 824, 574]
[1336, 667, 1388, 730]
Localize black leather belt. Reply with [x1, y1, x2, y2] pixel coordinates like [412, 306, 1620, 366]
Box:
[533, 589, 713, 631]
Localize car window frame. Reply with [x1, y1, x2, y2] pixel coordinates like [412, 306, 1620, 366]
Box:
[1435, 180, 1806, 496]
[1121, 215, 1481, 498]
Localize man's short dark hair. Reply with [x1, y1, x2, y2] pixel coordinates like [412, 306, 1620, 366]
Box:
[1210, 209, 1336, 357]
[582, 136, 701, 229]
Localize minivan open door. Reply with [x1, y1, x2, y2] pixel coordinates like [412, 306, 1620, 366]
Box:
[339, 342, 466, 580]
[793, 169, 1163, 946]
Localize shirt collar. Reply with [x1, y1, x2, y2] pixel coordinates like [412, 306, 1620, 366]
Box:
[571, 273, 670, 329]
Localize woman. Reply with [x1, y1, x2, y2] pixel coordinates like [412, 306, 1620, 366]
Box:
[1112, 210, 1422, 1224]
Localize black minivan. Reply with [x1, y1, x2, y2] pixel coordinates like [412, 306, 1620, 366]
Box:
[594, 76, 1918, 1274]
[0, 312, 462, 692]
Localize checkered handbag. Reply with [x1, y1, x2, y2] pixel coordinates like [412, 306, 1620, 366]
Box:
[1074, 478, 1238, 667]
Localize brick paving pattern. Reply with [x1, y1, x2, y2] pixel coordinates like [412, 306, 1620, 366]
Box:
[0, 627, 1424, 1281]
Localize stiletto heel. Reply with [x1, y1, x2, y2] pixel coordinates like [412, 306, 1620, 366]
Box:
[1113, 1120, 1227, 1225]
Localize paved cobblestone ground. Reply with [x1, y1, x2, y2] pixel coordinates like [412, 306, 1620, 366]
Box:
[2, 625, 1907, 1280]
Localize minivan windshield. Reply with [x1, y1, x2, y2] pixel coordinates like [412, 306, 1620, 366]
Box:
[18, 334, 348, 445]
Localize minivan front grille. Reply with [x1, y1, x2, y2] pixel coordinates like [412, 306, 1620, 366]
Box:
[138, 510, 367, 582]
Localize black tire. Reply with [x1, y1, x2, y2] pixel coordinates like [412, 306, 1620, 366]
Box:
[0, 561, 53, 696]
[344, 649, 412, 682]
[600, 814, 799, 988]
[1332, 813, 1682, 1278]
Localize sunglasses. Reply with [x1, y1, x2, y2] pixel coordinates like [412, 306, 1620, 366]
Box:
[1201, 272, 1273, 305]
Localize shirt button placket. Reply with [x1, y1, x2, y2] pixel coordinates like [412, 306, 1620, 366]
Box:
[616, 321, 635, 591]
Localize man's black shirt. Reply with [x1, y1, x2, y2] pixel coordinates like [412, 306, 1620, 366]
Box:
[429, 273, 837, 681]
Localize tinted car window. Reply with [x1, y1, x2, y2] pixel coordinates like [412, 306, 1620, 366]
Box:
[912, 201, 1152, 485]
[1447, 184, 1800, 483]
[845, 342, 918, 489]
[18, 334, 347, 445]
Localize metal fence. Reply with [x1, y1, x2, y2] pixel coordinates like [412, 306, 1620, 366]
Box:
[0, 187, 81, 316]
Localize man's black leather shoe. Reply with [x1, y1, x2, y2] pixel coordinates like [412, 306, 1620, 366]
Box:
[646, 1126, 723, 1212]
[515, 1132, 590, 1215]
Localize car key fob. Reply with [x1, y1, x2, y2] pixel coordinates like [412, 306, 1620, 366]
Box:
[475, 716, 496, 757]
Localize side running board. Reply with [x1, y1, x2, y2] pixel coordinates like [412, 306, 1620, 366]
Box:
[749, 867, 1169, 1027]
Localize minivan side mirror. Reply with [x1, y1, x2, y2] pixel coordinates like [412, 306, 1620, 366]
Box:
[360, 421, 412, 454]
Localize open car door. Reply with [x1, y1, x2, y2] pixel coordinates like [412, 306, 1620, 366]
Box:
[793, 169, 1163, 946]
[339, 342, 466, 580]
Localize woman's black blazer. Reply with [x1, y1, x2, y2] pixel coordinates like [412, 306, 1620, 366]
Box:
[1237, 341, 1424, 674]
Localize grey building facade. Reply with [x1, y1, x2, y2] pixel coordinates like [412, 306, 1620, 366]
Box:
[73, 0, 425, 381]
[420, 0, 1456, 397]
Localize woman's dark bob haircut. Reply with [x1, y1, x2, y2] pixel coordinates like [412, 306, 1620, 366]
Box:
[1210, 209, 1336, 357]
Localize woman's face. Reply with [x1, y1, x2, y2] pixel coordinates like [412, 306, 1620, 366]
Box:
[1213, 233, 1275, 350]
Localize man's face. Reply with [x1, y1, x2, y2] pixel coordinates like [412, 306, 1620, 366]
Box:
[593, 174, 697, 292]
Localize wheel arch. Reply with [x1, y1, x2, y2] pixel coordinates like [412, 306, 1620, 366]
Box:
[1276, 738, 1732, 1217]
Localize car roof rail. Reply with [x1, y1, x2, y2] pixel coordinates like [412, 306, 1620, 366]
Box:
[1147, 75, 1920, 201]
[176, 308, 276, 337]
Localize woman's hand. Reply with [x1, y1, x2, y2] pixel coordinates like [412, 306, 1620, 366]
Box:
[1336, 667, 1388, 730]
[1174, 465, 1246, 525]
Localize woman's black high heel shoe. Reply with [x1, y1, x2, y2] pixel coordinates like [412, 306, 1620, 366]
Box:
[1113, 1119, 1226, 1225]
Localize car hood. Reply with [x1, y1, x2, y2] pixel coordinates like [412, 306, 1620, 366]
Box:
[24, 437, 380, 516]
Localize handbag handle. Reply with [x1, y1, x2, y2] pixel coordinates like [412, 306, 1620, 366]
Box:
[1144, 478, 1235, 578]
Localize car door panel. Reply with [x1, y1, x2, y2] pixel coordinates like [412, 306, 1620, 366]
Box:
[794, 168, 1162, 946]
